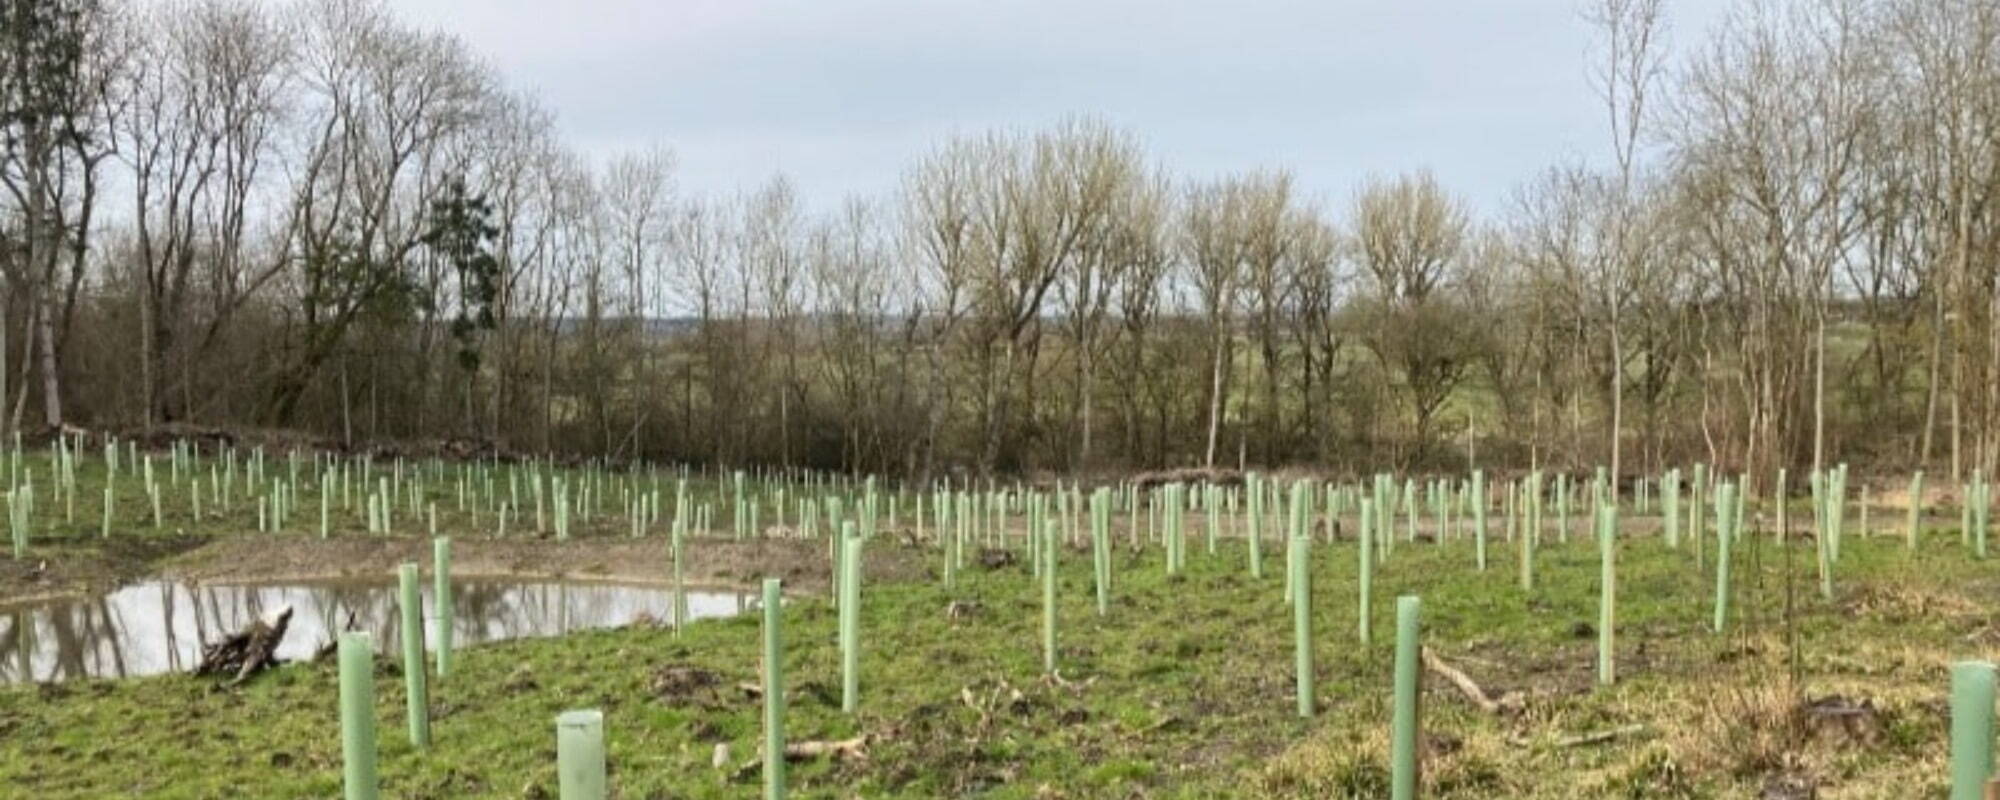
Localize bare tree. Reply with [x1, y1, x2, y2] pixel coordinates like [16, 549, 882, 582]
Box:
[598, 144, 675, 455]
[1181, 176, 1250, 468]
[1585, 0, 1667, 492]
[1883, 0, 2000, 478]
[903, 119, 1138, 473]
[3, 0, 1997, 485]
[0, 0, 119, 429]
[668, 193, 731, 461]
[811, 198, 891, 471]
[1672, 0, 1881, 479]
[1286, 209, 1345, 462]
[1353, 171, 1476, 464]
[742, 175, 802, 465]
[114, 0, 291, 429]
[266, 0, 496, 425]
[1055, 162, 1163, 470]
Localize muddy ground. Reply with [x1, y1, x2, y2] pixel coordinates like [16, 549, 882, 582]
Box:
[0, 535, 210, 606]
[0, 499, 1960, 607]
[161, 534, 930, 592]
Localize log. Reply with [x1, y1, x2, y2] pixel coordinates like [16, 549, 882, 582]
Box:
[196, 606, 293, 685]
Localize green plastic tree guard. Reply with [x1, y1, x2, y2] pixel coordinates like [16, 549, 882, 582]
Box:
[1359, 499, 1374, 645]
[338, 633, 378, 800]
[1714, 483, 1735, 634]
[1951, 660, 1996, 800]
[1042, 520, 1058, 675]
[398, 564, 429, 749]
[556, 709, 606, 800]
[839, 522, 861, 713]
[1391, 596, 1421, 800]
[1292, 532, 1313, 717]
[762, 578, 786, 800]
[434, 536, 453, 678]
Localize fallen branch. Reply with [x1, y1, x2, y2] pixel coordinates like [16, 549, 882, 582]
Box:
[784, 735, 869, 761]
[1422, 646, 1514, 714]
[1554, 724, 1646, 748]
[732, 735, 871, 780]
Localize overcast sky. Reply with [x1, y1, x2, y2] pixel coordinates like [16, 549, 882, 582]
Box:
[389, 0, 1734, 215]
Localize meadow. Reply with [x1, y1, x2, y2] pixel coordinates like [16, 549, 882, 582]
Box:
[0, 436, 1996, 798]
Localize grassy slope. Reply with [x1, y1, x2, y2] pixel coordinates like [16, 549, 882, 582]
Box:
[3, 516, 1991, 798]
[0, 450, 882, 603]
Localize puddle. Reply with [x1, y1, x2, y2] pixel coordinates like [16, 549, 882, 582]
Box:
[0, 578, 753, 683]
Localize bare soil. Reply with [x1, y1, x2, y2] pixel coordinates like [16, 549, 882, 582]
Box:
[156, 534, 926, 593]
[0, 535, 209, 606]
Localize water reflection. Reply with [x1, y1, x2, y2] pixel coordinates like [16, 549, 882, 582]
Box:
[0, 579, 751, 683]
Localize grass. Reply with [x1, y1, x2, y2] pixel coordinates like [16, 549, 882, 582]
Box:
[3, 502, 1995, 798]
[0, 447, 911, 601]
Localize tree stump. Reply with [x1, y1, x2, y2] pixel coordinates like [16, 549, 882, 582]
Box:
[196, 606, 293, 685]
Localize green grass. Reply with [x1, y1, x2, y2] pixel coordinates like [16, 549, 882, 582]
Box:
[4, 445, 921, 554]
[4, 510, 1995, 798]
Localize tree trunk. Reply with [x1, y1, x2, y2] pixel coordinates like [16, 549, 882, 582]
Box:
[36, 286, 61, 429]
[1920, 287, 1944, 467]
[1812, 310, 1826, 475]
[1203, 330, 1228, 468]
[0, 294, 9, 439]
[1610, 316, 1623, 501]
[10, 307, 33, 434]
[1079, 349, 1095, 473]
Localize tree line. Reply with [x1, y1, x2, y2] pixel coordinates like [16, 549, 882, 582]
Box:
[3, 0, 1999, 486]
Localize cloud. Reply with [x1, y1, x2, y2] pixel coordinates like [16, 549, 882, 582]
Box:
[389, 0, 1732, 214]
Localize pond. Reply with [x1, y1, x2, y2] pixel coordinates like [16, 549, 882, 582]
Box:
[0, 578, 754, 683]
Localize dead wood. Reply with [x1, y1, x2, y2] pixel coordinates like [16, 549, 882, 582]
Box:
[732, 735, 871, 780]
[1422, 646, 1520, 714]
[1553, 724, 1646, 748]
[196, 606, 293, 685]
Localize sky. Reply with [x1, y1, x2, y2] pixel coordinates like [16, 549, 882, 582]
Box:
[389, 0, 1735, 216]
